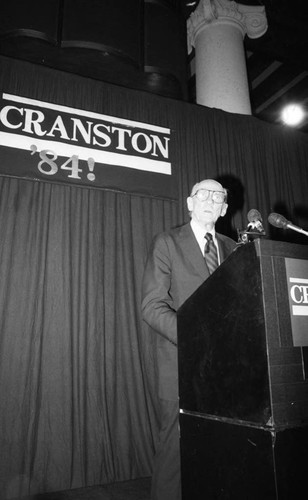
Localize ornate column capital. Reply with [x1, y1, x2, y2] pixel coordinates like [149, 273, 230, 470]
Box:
[187, 0, 268, 53]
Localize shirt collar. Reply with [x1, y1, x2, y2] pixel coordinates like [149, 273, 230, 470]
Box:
[190, 219, 216, 240]
[190, 219, 220, 262]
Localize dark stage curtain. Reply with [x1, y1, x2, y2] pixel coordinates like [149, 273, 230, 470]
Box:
[0, 176, 177, 498]
[0, 57, 308, 498]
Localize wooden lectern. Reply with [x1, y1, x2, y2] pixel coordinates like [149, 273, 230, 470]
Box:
[177, 239, 308, 499]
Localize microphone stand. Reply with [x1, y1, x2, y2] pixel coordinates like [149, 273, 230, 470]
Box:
[286, 224, 308, 237]
[237, 228, 266, 245]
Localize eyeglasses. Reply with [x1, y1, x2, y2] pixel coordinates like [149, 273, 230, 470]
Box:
[192, 189, 226, 204]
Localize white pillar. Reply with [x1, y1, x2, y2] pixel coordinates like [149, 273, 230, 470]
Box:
[187, 0, 268, 114]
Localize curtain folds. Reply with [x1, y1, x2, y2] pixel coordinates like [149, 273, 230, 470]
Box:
[0, 177, 177, 498]
[0, 56, 308, 498]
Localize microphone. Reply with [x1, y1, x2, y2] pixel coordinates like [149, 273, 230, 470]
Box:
[268, 212, 308, 236]
[247, 209, 265, 233]
[237, 209, 265, 244]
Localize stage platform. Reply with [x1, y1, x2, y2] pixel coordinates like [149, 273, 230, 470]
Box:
[18, 477, 151, 500]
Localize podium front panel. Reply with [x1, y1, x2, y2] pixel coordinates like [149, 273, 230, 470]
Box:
[178, 239, 308, 429]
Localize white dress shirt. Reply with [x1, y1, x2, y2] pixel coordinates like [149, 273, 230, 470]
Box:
[190, 219, 221, 264]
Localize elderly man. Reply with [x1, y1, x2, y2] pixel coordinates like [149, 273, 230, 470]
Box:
[141, 179, 237, 500]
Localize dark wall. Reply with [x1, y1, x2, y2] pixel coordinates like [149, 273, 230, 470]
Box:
[0, 0, 188, 99]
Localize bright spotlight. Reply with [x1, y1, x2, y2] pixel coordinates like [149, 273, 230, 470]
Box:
[281, 104, 305, 126]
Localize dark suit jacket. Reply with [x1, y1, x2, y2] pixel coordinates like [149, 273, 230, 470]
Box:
[141, 222, 236, 400]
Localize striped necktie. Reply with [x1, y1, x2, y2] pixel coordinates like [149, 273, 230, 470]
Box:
[204, 232, 218, 274]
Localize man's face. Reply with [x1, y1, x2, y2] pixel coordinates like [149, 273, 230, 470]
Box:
[187, 179, 228, 228]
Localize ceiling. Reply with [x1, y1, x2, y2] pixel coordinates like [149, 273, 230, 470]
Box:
[0, 0, 307, 134]
[185, 0, 308, 134]
[245, 0, 308, 134]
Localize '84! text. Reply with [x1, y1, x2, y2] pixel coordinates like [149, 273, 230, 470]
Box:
[30, 145, 96, 182]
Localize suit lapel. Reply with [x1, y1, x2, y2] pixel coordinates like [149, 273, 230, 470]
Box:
[178, 224, 209, 279]
[216, 233, 232, 263]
